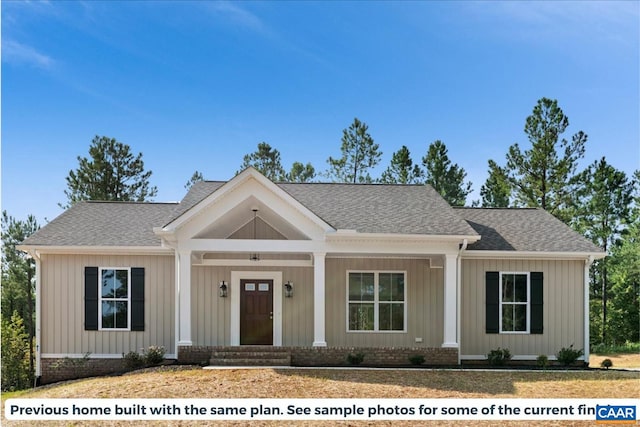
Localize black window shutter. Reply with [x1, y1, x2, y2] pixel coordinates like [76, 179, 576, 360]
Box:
[131, 267, 145, 331]
[530, 272, 543, 334]
[486, 271, 500, 334]
[85, 267, 99, 330]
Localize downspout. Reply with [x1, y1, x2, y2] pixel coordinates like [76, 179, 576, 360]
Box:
[584, 255, 594, 365]
[456, 239, 468, 365]
[30, 250, 42, 385]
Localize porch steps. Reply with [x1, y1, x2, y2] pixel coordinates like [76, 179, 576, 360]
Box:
[209, 347, 291, 367]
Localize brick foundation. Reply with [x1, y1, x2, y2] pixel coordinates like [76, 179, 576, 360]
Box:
[40, 357, 126, 385]
[39, 346, 458, 384]
[178, 346, 458, 367]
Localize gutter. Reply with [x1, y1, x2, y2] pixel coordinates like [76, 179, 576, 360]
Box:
[456, 239, 468, 366]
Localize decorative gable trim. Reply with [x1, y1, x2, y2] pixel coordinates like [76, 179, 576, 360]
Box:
[159, 168, 334, 241]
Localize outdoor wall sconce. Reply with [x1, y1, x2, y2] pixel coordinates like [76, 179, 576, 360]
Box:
[284, 281, 294, 298]
[219, 281, 228, 298]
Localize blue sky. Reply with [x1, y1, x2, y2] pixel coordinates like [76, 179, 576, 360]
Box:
[2, 1, 639, 224]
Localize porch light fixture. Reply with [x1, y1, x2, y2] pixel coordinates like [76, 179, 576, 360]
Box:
[219, 281, 228, 298]
[249, 208, 260, 261]
[284, 281, 294, 298]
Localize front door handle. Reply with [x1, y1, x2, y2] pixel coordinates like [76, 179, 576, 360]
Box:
[269, 311, 273, 320]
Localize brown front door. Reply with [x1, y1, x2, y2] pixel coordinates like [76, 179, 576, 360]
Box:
[240, 279, 273, 345]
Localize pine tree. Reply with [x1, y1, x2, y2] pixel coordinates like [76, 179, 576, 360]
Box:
[573, 158, 634, 344]
[505, 98, 587, 222]
[62, 136, 157, 208]
[285, 162, 315, 183]
[379, 146, 423, 184]
[422, 140, 472, 206]
[480, 160, 511, 207]
[603, 170, 639, 343]
[326, 118, 381, 183]
[239, 142, 286, 181]
[184, 171, 204, 190]
[1, 211, 39, 382]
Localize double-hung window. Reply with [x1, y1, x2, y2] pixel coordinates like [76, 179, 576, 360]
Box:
[347, 271, 406, 332]
[99, 267, 130, 330]
[486, 271, 543, 335]
[500, 272, 529, 333]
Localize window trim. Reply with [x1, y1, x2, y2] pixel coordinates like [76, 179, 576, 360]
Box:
[98, 267, 131, 331]
[499, 271, 530, 334]
[346, 270, 407, 333]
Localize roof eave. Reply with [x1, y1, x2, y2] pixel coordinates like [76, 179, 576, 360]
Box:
[461, 250, 605, 260]
[326, 231, 481, 243]
[16, 245, 173, 256]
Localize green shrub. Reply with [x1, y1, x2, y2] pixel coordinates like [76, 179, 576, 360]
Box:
[143, 346, 166, 366]
[487, 347, 511, 366]
[51, 352, 91, 379]
[1, 312, 31, 391]
[408, 354, 425, 366]
[123, 351, 145, 370]
[347, 352, 365, 365]
[592, 341, 640, 355]
[556, 345, 584, 366]
[600, 358, 613, 370]
[536, 354, 549, 369]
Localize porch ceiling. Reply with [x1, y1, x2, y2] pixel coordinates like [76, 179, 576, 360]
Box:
[193, 196, 310, 240]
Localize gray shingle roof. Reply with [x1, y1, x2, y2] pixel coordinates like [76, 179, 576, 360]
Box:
[455, 207, 603, 253]
[169, 181, 478, 235]
[22, 201, 178, 247]
[279, 182, 477, 235]
[21, 181, 603, 255]
[167, 181, 225, 224]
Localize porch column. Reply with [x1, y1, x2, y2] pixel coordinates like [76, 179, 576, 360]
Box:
[177, 249, 192, 347]
[442, 253, 458, 348]
[312, 252, 327, 347]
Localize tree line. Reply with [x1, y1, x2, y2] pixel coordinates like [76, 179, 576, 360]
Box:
[2, 97, 638, 390]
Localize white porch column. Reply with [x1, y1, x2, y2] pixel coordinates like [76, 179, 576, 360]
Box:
[442, 253, 459, 348]
[312, 252, 327, 347]
[177, 249, 193, 347]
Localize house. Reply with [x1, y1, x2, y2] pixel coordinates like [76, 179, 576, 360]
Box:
[19, 168, 604, 383]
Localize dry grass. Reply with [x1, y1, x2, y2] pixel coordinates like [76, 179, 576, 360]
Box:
[3, 366, 639, 427]
[590, 352, 640, 369]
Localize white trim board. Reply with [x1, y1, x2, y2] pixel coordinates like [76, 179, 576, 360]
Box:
[42, 353, 178, 359]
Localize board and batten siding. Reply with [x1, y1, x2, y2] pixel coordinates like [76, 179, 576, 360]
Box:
[191, 266, 314, 346]
[40, 254, 175, 356]
[460, 258, 585, 358]
[325, 258, 443, 348]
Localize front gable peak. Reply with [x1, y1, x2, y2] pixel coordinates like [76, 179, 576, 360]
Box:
[158, 167, 334, 241]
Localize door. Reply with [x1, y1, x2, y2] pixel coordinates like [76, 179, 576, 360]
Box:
[240, 279, 273, 345]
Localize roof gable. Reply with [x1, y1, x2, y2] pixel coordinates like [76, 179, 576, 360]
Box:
[160, 167, 334, 240]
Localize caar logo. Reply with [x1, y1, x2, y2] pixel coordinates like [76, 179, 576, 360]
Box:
[596, 405, 636, 424]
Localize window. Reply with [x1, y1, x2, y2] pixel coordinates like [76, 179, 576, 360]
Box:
[348, 271, 405, 332]
[500, 273, 529, 333]
[485, 271, 543, 335]
[84, 266, 145, 331]
[99, 268, 130, 330]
